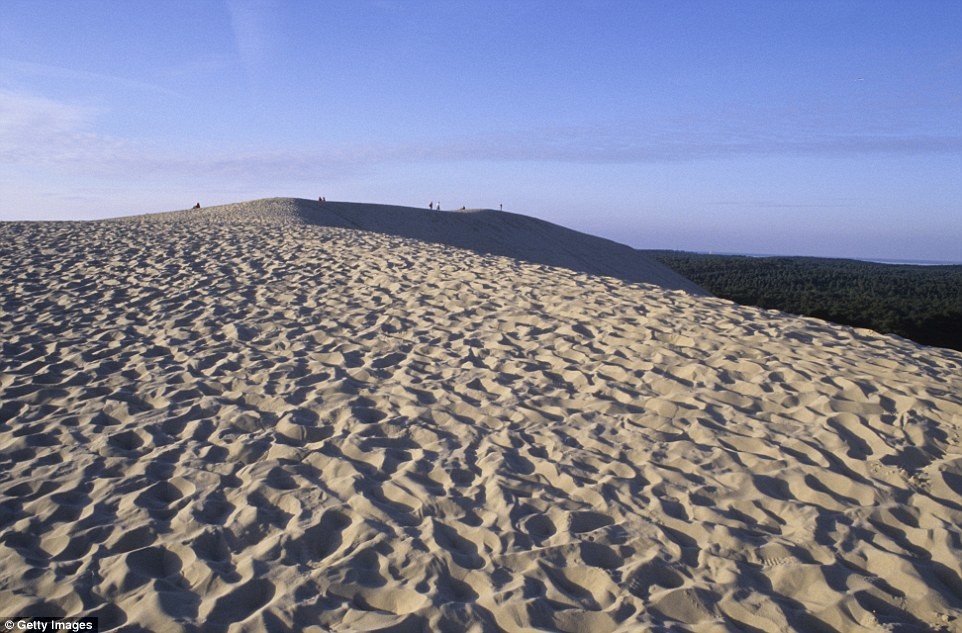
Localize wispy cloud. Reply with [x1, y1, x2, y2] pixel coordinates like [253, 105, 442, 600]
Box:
[3, 87, 960, 187]
[708, 199, 863, 209]
[0, 57, 183, 98]
[0, 90, 93, 137]
[0, 90, 143, 166]
[430, 123, 962, 164]
[226, 0, 278, 79]
[0, 89, 383, 180]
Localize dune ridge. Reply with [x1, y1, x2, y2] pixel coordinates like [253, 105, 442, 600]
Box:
[1, 199, 961, 632]
[124, 198, 705, 294]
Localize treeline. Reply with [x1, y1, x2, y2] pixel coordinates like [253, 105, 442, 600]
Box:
[651, 252, 962, 352]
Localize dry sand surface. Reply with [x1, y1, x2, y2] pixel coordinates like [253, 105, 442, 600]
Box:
[2, 198, 961, 632]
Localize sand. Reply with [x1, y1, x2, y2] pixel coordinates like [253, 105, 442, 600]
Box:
[1, 198, 961, 632]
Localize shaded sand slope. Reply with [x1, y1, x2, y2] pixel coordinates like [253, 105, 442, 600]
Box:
[141, 198, 705, 294]
[2, 199, 962, 632]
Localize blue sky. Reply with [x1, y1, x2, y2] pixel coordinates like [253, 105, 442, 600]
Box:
[1, 1, 960, 260]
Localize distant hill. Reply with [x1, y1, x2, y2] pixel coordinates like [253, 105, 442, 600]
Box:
[651, 251, 962, 351]
[133, 198, 706, 294]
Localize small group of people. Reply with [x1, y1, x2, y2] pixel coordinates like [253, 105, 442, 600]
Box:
[429, 201, 504, 211]
[318, 196, 327, 203]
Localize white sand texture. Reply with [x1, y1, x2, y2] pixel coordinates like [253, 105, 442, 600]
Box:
[2, 197, 961, 633]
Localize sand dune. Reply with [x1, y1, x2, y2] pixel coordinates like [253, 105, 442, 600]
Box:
[139, 198, 705, 294]
[1, 198, 961, 632]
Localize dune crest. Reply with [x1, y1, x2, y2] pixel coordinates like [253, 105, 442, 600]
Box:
[134, 197, 705, 294]
[1, 199, 961, 632]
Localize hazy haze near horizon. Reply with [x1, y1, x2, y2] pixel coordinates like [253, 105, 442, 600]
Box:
[1, 0, 960, 261]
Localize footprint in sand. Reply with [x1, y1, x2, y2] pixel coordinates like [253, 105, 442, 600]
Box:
[134, 479, 193, 521]
[568, 511, 614, 534]
[126, 545, 182, 579]
[194, 490, 235, 525]
[205, 577, 276, 625]
[106, 429, 146, 454]
[626, 559, 685, 599]
[579, 541, 623, 569]
[349, 397, 388, 425]
[107, 526, 156, 555]
[283, 509, 352, 566]
[192, 529, 232, 565]
[520, 513, 557, 544]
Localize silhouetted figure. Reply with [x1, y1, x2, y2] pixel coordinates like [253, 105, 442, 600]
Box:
[318, 196, 326, 203]
[193, 203, 201, 209]
[429, 202, 433, 210]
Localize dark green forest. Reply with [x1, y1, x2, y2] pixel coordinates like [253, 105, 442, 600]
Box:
[651, 252, 962, 353]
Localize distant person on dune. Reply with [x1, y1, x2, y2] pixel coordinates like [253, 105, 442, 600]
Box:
[193, 203, 200, 209]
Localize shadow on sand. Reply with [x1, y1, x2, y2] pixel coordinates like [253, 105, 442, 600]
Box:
[284, 198, 705, 294]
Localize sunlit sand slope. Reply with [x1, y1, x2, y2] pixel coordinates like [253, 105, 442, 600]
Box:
[1, 199, 961, 632]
